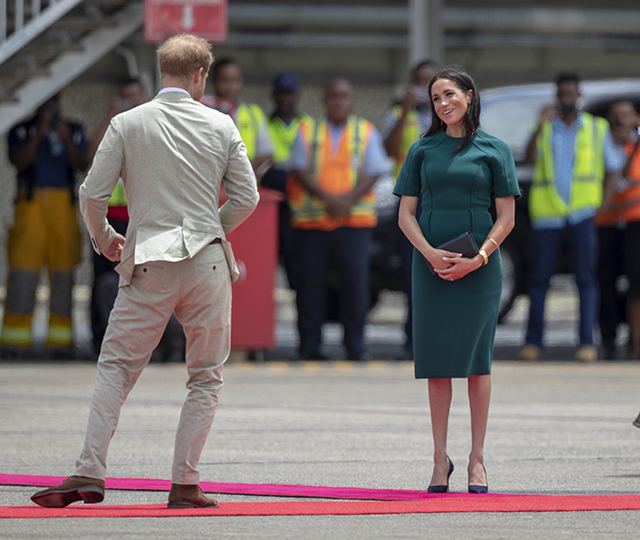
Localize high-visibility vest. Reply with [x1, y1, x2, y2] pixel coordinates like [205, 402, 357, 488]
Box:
[106, 178, 128, 222]
[530, 113, 608, 221]
[389, 105, 422, 179]
[108, 179, 126, 207]
[237, 103, 268, 160]
[604, 141, 640, 224]
[267, 115, 312, 165]
[288, 115, 377, 230]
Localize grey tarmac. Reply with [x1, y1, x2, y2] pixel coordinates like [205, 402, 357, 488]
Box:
[1, 359, 639, 539]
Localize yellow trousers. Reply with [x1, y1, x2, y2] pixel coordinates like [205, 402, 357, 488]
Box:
[1, 188, 81, 348]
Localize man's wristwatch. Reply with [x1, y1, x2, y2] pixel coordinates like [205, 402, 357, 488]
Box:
[479, 249, 489, 266]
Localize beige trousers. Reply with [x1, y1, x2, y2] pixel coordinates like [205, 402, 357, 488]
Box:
[74, 244, 231, 484]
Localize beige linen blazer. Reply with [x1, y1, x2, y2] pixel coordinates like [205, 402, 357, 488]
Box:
[79, 90, 259, 285]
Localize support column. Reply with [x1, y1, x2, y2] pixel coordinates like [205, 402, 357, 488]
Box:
[409, 0, 444, 66]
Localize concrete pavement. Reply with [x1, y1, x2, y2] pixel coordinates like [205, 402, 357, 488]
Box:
[1, 274, 627, 361]
[1, 359, 639, 538]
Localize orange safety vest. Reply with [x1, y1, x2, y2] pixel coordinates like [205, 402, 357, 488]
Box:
[288, 116, 377, 230]
[599, 142, 640, 225]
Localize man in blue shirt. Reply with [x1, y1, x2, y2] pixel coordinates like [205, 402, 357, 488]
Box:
[519, 73, 621, 362]
[1, 95, 87, 357]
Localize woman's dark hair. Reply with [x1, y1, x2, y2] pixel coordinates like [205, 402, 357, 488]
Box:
[422, 67, 481, 154]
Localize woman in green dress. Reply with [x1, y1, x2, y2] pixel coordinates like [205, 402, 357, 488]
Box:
[394, 67, 520, 493]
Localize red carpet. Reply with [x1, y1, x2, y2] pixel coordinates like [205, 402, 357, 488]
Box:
[2, 495, 640, 518]
[3, 475, 639, 518]
[2, 473, 497, 501]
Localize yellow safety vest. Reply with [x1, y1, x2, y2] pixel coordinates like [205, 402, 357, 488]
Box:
[390, 105, 422, 179]
[288, 115, 377, 230]
[237, 103, 268, 160]
[267, 115, 312, 165]
[108, 179, 126, 207]
[530, 113, 608, 220]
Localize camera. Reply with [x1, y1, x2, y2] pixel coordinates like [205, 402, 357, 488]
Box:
[49, 103, 61, 129]
[410, 85, 431, 104]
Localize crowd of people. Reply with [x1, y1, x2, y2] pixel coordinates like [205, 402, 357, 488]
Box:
[0, 57, 639, 363]
[518, 73, 640, 362]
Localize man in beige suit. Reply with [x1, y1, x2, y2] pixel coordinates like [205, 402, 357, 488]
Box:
[31, 34, 259, 509]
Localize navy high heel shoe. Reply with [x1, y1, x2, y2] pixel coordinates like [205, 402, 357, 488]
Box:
[427, 457, 454, 493]
[468, 464, 488, 494]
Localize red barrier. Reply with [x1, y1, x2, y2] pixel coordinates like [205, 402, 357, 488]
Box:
[223, 187, 281, 351]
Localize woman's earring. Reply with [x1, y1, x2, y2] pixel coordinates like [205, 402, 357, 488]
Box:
[466, 102, 471, 114]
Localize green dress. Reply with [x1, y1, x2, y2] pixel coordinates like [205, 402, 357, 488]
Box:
[393, 129, 520, 379]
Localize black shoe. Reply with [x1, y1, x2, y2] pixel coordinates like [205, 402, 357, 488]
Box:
[468, 464, 488, 494]
[47, 347, 82, 360]
[603, 345, 617, 361]
[0, 347, 28, 360]
[427, 456, 454, 493]
[347, 351, 371, 361]
[395, 347, 413, 360]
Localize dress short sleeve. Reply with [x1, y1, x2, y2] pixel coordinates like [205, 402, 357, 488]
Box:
[489, 137, 521, 199]
[393, 140, 423, 197]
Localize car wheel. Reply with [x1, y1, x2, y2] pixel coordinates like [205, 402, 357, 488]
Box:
[498, 241, 522, 323]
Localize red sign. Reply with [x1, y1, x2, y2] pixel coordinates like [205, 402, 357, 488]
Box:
[144, 0, 228, 44]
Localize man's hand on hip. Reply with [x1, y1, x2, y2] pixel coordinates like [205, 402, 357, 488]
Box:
[104, 233, 126, 262]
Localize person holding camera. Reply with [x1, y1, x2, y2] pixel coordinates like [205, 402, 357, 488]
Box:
[0, 95, 87, 357]
[382, 60, 439, 359]
[518, 73, 622, 363]
[87, 79, 148, 164]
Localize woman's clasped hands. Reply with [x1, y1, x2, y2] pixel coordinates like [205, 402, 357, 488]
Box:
[427, 248, 482, 282]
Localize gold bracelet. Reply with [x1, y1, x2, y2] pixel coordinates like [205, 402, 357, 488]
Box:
[479, 249, 489, 266]
[488, 237, 499, 249]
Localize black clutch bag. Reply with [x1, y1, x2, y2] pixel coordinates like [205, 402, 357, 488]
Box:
[424, 231, 479, 276]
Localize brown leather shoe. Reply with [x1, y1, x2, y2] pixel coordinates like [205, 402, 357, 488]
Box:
[31, 475, 105, 508]
[167, 484, 219, 509]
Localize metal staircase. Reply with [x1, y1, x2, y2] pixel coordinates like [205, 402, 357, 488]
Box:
[0, 0, 144, 135]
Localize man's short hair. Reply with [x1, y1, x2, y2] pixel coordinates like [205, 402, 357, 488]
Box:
[410, 59, 438, 80]
[120, 77, 142, 88]
[157, 34, 214, 79]
[212, 57, 238, 79]
[555, 72, 581, 87]
[609, 99, 638, 112]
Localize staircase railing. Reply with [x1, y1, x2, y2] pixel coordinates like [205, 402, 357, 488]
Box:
[0, 0, 84, 65]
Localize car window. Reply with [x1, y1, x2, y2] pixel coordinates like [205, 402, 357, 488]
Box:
[481, 95, 551, 163]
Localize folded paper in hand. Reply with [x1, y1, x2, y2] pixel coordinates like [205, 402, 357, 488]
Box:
[424, 231, 479, 276]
